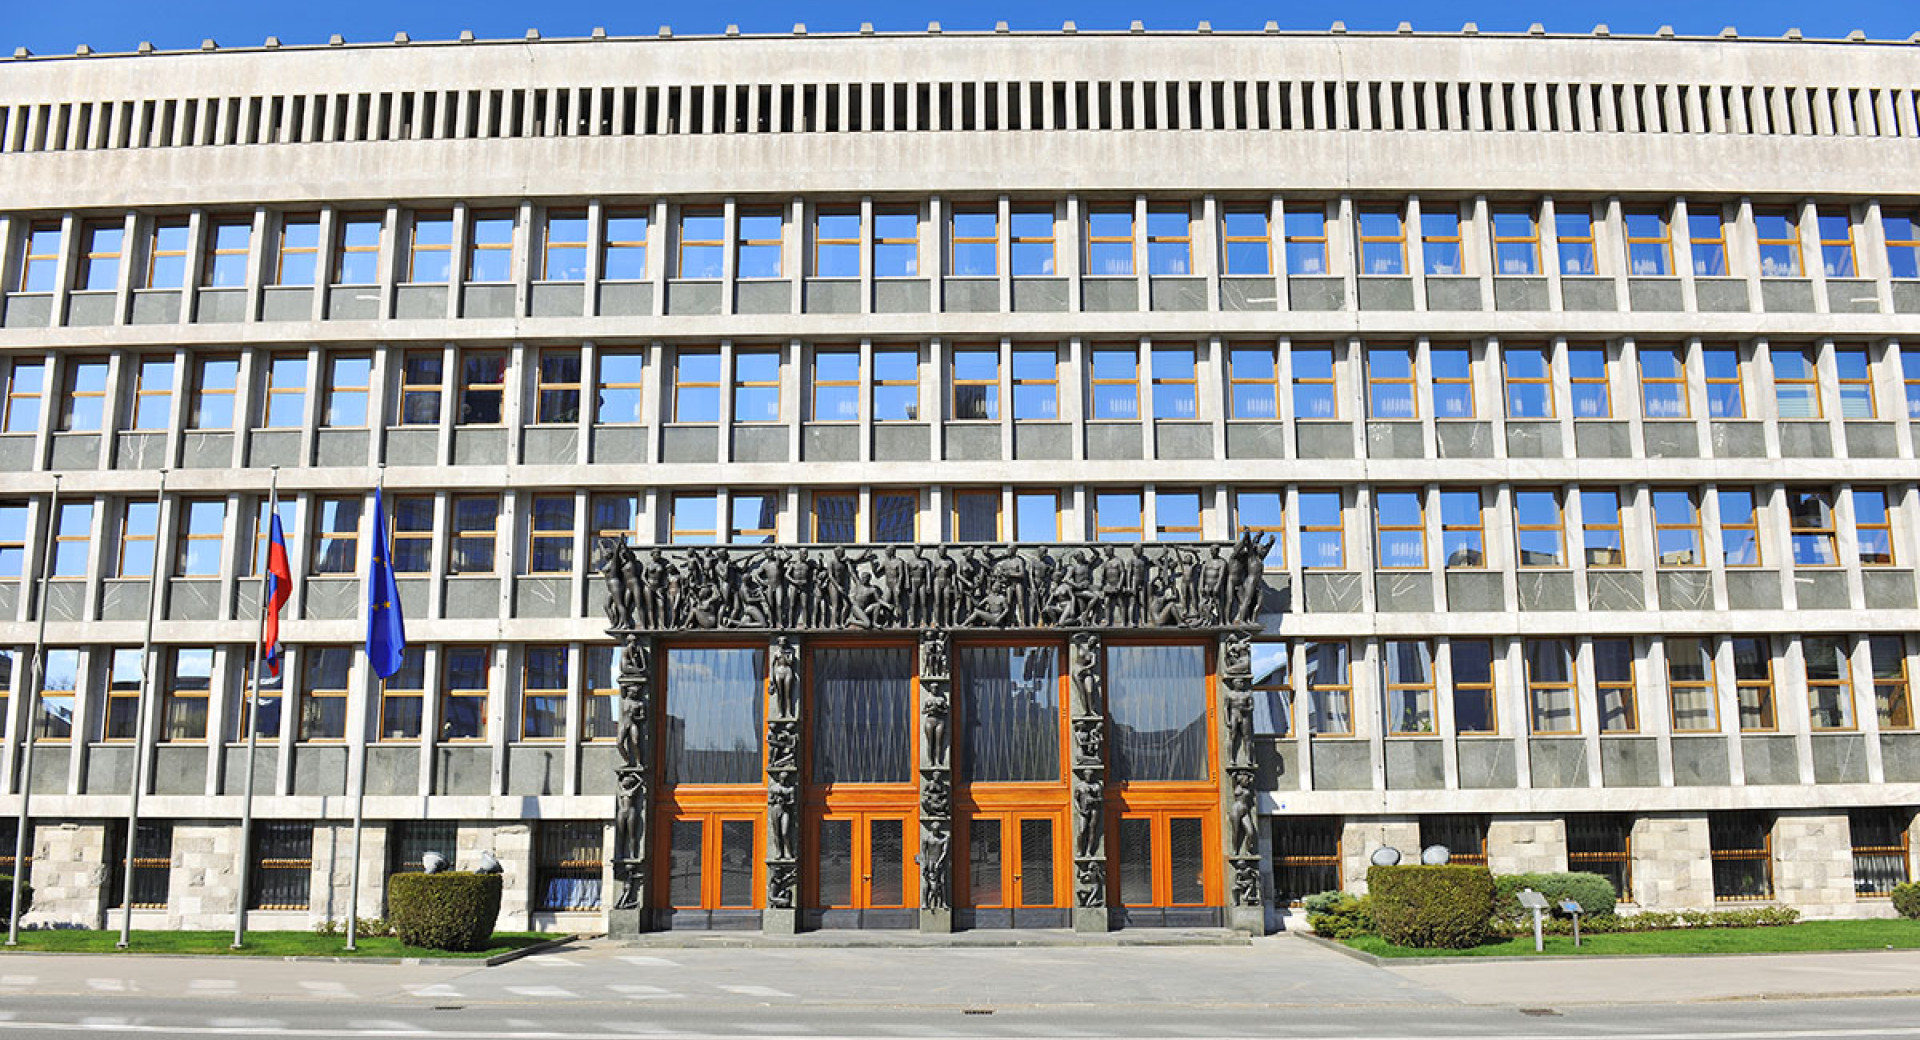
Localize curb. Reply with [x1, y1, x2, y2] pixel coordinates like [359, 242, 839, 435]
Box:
[1299, 932, 1920, 966]
[0, 934, 578, 967]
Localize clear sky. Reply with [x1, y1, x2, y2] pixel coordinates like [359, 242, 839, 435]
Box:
[3, 0, 1914, 54]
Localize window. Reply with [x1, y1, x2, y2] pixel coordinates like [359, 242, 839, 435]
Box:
[105, 820, 173, 910]
[1648, 490, 1701, 567]
[1804, 635, 1856, 730]
[1503, 345, 1552, 418]
[1089, 347, 1139, 420]
[1514, 489, 1564, 567]
[36, 648, 76, 742]
[873, 208, 918, 277]
[271, 218, 320, 287]
[1594, 637, 1637, 733]
[1227, 345, 1279, 419]
[1854, 488, 1894, 566]
[1491, 208, 1539, 275]
[522, 646, 568, 740]
[535, 821, 604, 910]
[1154, 489, 1201, 541]
[1271, 817, 1340, 906]
[262, 354, 307, 428]
[1086, 206, 1134, 276]
[467, 212, 514, 282]
[1816, 211, 1855, 277]
[441, 646, 491, 741]
[1703, 346, 1744, 418]
[1092, 490, 1143, 542]
[458, 350, 507, 425]
[1420, 208, 1462, 275]
[596, 350, 645, 425]
[1374, 490, 1426, 569]
[951, 347, 998, 420]
[16, 223, 62, 292]
[535, 349, 581, 424]
[1232, 491, 1284, 568]
[1305, 642, 1352, 736]
[732, 350, 780, 422]
[248, 821, 313, 911]
[1850, 809, 1910, 897]
[449, 496, 498, 573]
[950, 207, 997, 276]
[1567, 815, 1633, 903]
[678, 210, 723, 278]
[811, 348, 859, 421]
[0, 502, 23, 578]
[174, 499, 225, 578]
[1298, 490, 1345, 569]
[1284, 206, 1329, 274]
[528, 494, 574, 573]
[1872, 635, 1912, 731]
[1689, 210, 1729, 276]
[1356, 207, 1405, 275]
[5, 359, 44, 433]
[117, 499, 159, 578]
[203, 222, 251, 287]
[1430, 345, 1473, 418]
[99, 648, 142, 741]
[1383, 640, 1436, 735]
[1292, 345, 1337, 419]
[306, 496, 361, 575]
[1835, 346, 1875, 419]
[673, 349, 721, 422]
[1420, 816, 1487, 866]
[809, 645, 908, 783]
[1624, 210, 1672, 275]
[1366, 346, 1415, 419]
[300, 646, 350, 741]
[1221, 207, 1271, 275]
[1639, 345, 1688, 419]
[1568, 346, 1611, 418]
[668, 493, 717, 544]
[872, 348, 920, 421]
[1451, 640, 1497, 735]
[1439, 490, 1484, 568]
[1013, 490, 1059, 542]
[1710, 812, 1773, 901]
[592, 494, 639, 544]
[1754, 209, 1802, 277]
[1788, 489, 1836, 566]
[736, 209, 783, 278]
[811, 209, 859, 277]
[1009, 207, 1055, 276]
[334, 216, 382, 285]
[812, 491, 857, 541]
[146, 222, 189, 288]
[584, 645, 618, 740]
[723, 492, 775, 545]
[79, 222, 124, 290]
[1581, 488, 1624, 567]
[397, 350, 444, 426]
[1733, 637, 1776, 731]
[1525, 639, 1577, 734]
[1888, 212, 1920, 279]
[1667, 637, 1719, 732]
[323, 355, 370, 428]
[129, 356, 175, 431]
[1555, 209, 1596, 275]
[251, 498, 296, 577]
[1145, 206, 1191, 275]
[1151, 347, 1197, 419]
[388, 820, 457, 876]
[406, 214, 452, 283]
[1011, 347, 1058, 420]
[52, 501, 94, 578]
[61, 359, 108, 431]
[541, 211, 588, 281]
[1250, 640, 1292, 736]
[603, 210, 649, 281]
[1719, 488, 1762, 566]
[951, 490, 1000, 542]
[161, 647, 212, 741]
[872, 491, 917, 543]
[379, 647, 425, 740]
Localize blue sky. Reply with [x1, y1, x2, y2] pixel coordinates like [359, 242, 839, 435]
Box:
[3, 1, 1914, 54]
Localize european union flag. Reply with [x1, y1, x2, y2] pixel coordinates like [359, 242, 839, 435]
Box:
[365, 488, 407, 680]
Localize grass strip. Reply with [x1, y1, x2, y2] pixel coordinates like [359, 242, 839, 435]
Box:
[1345, 919, 1920, 958]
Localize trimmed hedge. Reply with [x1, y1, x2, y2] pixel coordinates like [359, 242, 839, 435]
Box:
[1893, 882, 1920, 920]
[0, 875, 30, 921]
[1301, 891, 1371, 939]
[387, 872, 502, 952]
[1491, 872, 1618, 931]
[1367, 864, 1494, 949]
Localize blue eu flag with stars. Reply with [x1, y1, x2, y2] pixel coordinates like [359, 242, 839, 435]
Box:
[366, 487, 407, 680]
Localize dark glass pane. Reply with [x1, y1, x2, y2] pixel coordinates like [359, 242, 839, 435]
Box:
[1107, 645, 1208, 781]
[534, 821, 603, 911]
[388, 820, 458, 875]
[811, 646, 912, 784]
[719, 820, 756, 907]
[1272, 816, 1342, 905]
[669, 819, 704, 907]
[663, 648, 765, 785]
[1118, 818, 1154, 906]
[959, 645, 1060, 783]
[817, 819, 853, 907]
[106, 821, 173, 909]
[248, 821, 312, 910]
[969, 818, 1003, 906]
[1019, 818, 1055, 907]
[869, 818, 905, 906]
[1169, 817, 1206, 904]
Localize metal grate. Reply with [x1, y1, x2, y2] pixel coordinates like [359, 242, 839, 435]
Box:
[388, 820, 458, 876]
[535, 820, 604, 911]
[1850, 808, 1912, 897]
[1709, 811, 1773, 902]
[1272, 816, 1341, 905]
[1565, 814, 1633, 903]
[106, 820, 172, 909]
[249, 821, 313, 911]
[1420, 814, 1488, 866]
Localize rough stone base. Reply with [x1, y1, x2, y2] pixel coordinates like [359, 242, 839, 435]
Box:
[1630, 814, 1713, 910]
[1228, 905, 1264, 935]
[1772, 812, 1857, 914]
[919, 908, 952, 933]
[1073, 907, 1109, 933]
[762, 908, 797, 935]
[1340, 818, 1419, 892]
[605, 905, 647, 938]
[1487, 816, 1566, 875]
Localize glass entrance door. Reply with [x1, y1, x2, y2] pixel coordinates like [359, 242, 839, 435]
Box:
[963, 813, 1066, 926]
[1112, 811, 1214, 918]
[662, 813, 760, 917]
[810, 812, 915, 920]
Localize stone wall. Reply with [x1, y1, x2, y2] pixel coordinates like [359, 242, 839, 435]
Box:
[1771, 812, 1859, 917]
[1486, 817, 1566, 875]
[20, 822, 109, 929]
[170, 820, 244, 929]
[1339, 818, 1419, 893]
[458, 822, 533, 929]
[1629, 815, 1714, 910]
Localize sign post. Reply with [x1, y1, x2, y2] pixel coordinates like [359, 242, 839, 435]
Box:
[1517, 888, 1550, 952]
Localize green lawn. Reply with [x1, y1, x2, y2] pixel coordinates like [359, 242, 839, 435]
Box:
[1345, 919, 1920, 958]
[0, 930, 556, 958]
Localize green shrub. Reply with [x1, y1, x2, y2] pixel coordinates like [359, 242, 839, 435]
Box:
[1491, 872, 1618, 932]
[1893, 883, 1920, 920]
[1367, 865, 1495, 949]
[0, 875, 30, 921]
[313, 916, 394, 937]
[1301, 891, 1371, 939]
[387, 872, 502, 951]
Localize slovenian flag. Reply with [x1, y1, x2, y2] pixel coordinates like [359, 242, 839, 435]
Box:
[263, 513, 293, 677]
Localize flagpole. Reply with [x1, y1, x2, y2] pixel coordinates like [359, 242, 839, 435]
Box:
[232, 467, 279, 949]
[345, 466, 384, 952]
[7, 475, 59, 947]
[117, 471, 167, 948]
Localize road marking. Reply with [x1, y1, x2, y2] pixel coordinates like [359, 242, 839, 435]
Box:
[614, 955, 681, 967]
[504, 985, 577, 998]
[606, 984, 683, 1000]
[716, 984, 794, 999]
[84, 978, 130, 992]
[300, 981, 351, 993]
[208, 1019, 287, 1029]
[190, 979, 238, 991]
[0, 976, 34, 987]
[345, 1022, 430, 1034]
[402, 984, 463, 998]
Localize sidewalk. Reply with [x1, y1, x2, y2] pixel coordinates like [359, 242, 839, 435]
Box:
[1375, 945, 1920, 1005]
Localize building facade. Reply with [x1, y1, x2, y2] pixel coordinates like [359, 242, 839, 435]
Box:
[1, 25, 1919, 932]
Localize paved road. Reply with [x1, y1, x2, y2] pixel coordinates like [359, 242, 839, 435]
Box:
[0, 935, 1919, 1038]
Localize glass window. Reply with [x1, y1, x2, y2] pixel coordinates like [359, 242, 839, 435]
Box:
[1871, 635, 1912, 731]
[730, 493, 777, 544]
[812, 349, 859, 421]
[1887, 212, 1920, 280]
[310, 496, 360, 575]
[1491, 208, 1539, 275]
[952, 490, 1000, 542]
[238, 646, 284, 741]
[1284, 206, 1329, 274]
[521, 646, 568, 740]
[395, 350, 443, 426]
[1374, 490, 1425, 569]
[873, 208, 918, 277]
[17, 223, 62, 292]
[1555, 209, 1596, 275]
[1014, 490, 1059, 542]
[320, 354, 370, 428]
[1011, 347, 1058, 420]
[300, 646, 351, 741]
[1449, 640, 1498, 735]
[1804, 635, 1856, 730]
[1515, 489, 1564, 568]
[262, 354, 307, 429]
[1667, 637, 1718, 732]
[603, 210, 649, 281]
[117, 499, 159, 578]
[1850, 808, 1911, 897]
[61, 359, 108, 432]
[951, 347, 998, 421]
[1710, 811, 1773, 902]
[1154, 490, 1201, 542]
[871, 492, 917, 543]
[1652, 490, 1701, 567]
[1421, 208, 1462, 275]
[0, 502, 27, 578]
[1145, 206, 1191, 275]
[1092, 490, 1143, 542]
[5, 359, 44, 433]
[1594, 637, 1637, 733]
[1086, 206, 1134, 276]
[1221, 207, 1271, 276]
[52, 501, 94, 578]
[457, 350, 506, 425]
[1383, 640, 1435, 735]
[596, 351, 645, 425]
[1292, 346, 1337, 420]
[1250, 640, 1292, 736]
[379, 647, 425, 741]
[1526, 639, 1577, 734]
[1569, 346, 1611, 418]
[959, 645, 1060, 783]
[1734, 637, 1776, 731]
[1854, 488, 1894, 566]
[1817, 211, 1855, 278]
[1151, 347, 1197, 419]
[678, 210, 724, 278]
[1503, 345, 1552, 418]
[736, 209, 783, 278]
[535, 349, 581, 424]
[250, 497, 297, 576]
[467, 213, 514, 283]
[811, 645, 910, 784]
[1089, 347, 1139, 420]
[872, 348, 919, 421]
[1624, 210, 1671, 275]
[1298, 490, 1344, 569]
[1108, 644, 1209, 778]
[1836, 346, 1875, 419]
[406, 214, 452, 283]
[334, 216, 381, 285]
[449, 496, 498, 573]
[732, 350, 781, 423]
[1440, 490, 1484, 568]
[1232, 491, 1284, 568]
[161, 647, 212, 742]
[1703, 346, 1745, 418]
[1581, 488, 1624, 567]
[950, 208, 998, 276]
[1009, 208, 1055, 276]
[592, 493, 639, 543]
[673, 349, 721, 423]
[1754, 210, 1802, 277]
[1774, 346, 1820, 418]
[103, 647, 144, 742]
[79, 222, 125, 291]
[1356, 207, 1405, 275]
[812, 209, 859, 278]
[584, 645, 618, 741]
[670, 493, 718, 544]
[1366, 346, 1415, 419]
[1719, 487, 1762, 567]
[812, 491, 857, 541]
[1788, 489, 1836, 566]
[1227, 345, 1278, 420]
[528, 494, 575, 573]
[130, 356, 175, 431]
[541, 212, 588, 281]
[174, 499, 225, 578]
[1304, 642, 1352, 736]
[146, 222, 190, 288]
[203, 222, 251, 288]
[1689, 210, 1728, 276]
[440, 646, 491, 741]
[1430, 345, 1473, 419]
[1639, 345, 1687, 419]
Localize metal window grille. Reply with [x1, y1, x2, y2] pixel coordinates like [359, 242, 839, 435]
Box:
[1709, 811, 1773, 902]
[1271, 816, 1341, 905]
[105, 820, 172, 909]
[1565, 814, 1633, 902]
[1849, 808, 1911, 897]
[248, 821, 313, 911]
[1419, 814, 1488, 866]
[388, 820, 457, 877]
[536, 821, 604, 911]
